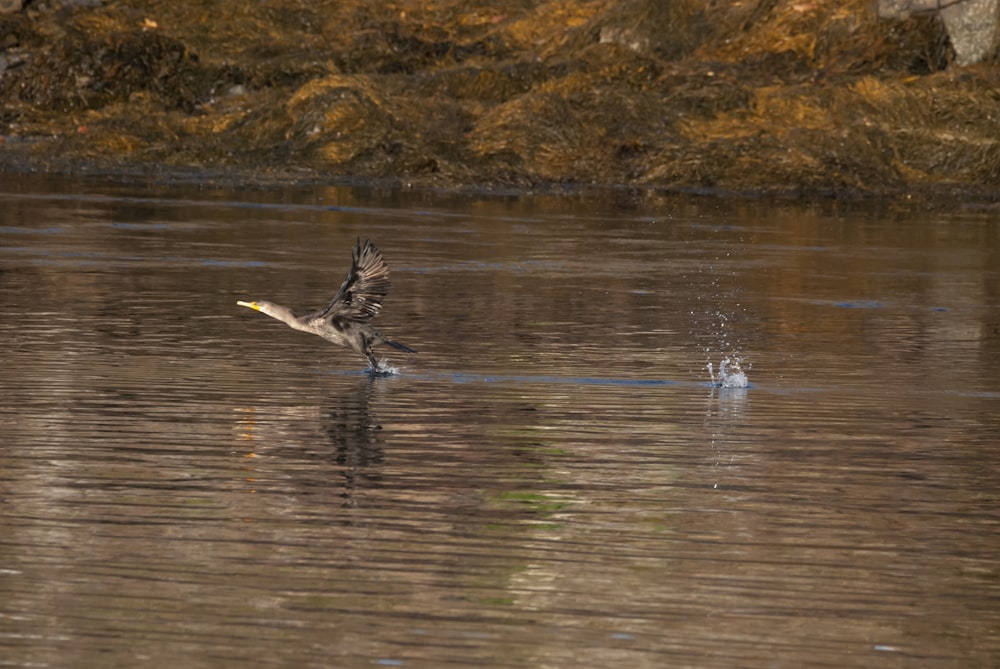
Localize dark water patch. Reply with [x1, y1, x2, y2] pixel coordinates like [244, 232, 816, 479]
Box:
[833, 300, 883, 309]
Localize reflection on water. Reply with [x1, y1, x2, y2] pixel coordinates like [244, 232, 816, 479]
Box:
[0, 175, 998, 668]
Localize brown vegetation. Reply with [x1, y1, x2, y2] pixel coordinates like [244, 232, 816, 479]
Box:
[0, 0, 997, 193]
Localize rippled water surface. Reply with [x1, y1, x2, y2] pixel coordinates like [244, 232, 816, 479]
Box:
[1, 176, 998, 668]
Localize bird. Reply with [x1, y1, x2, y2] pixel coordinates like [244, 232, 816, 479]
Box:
[237, 238, 415, 373]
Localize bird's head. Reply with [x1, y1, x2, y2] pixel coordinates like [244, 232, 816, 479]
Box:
[236, 299, 296, 324]
[237, 299, 283, 318]
[237, 300, 264, 312]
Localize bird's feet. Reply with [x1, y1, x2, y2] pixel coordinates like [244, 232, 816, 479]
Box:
[367, 358, 399, 377]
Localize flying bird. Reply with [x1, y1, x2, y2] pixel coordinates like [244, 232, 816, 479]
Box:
[237, 239, 415, 373]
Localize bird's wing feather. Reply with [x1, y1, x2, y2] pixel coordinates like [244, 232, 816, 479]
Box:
[318, 239, 391, 322]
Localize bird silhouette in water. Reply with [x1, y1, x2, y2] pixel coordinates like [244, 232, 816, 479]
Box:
[237, 239, 415, 374]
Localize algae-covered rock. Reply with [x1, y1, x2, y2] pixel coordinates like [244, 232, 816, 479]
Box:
[0, 0, 997, 194]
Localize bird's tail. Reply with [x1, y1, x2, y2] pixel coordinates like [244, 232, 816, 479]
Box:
[385, 338, 417, 354]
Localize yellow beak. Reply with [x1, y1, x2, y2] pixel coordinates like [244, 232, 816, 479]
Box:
[236, 300, 260, 311]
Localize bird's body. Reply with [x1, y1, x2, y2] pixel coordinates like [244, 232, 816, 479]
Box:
[237, 239, 415, 372]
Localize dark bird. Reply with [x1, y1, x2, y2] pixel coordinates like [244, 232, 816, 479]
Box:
[237, 239, 415, 373]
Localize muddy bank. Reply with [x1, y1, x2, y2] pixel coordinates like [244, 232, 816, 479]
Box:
[1, 0, 998, 195]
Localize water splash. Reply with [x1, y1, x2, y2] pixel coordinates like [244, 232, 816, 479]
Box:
[371, 358, 401, 376]
[702, 305, 750, 387]
[708, 356, 749, 388]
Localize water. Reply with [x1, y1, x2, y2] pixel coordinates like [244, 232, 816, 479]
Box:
[708, 357, 749, 388]
[1, 176, 998, 668]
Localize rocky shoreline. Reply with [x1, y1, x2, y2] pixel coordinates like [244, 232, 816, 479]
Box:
[1, 0, 998, 196]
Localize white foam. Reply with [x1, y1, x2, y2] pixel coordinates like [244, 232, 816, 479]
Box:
[708, 357, 749, 388]
[373, 358, 401, 376]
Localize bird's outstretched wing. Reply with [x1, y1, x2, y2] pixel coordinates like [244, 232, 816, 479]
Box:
[318, 239, 391, 322]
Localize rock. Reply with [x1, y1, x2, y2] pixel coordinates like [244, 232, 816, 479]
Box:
[878, 0, 999, 65]
[941, 0, 1000, 64]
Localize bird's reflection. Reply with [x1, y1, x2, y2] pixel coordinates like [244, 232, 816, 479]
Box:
[324, 377, 385, 506]
[234, 377, 389, 508]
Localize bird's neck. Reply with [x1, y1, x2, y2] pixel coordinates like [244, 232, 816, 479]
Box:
[265, 305, 301, 328]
